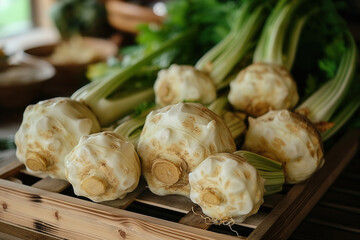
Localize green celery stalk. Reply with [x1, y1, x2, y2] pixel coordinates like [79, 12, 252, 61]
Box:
[235, 150, 283, 171]
[71, 30, 194, 126]
[321, 98, 360, 141]
[296, 31, 358, 124]
[114, 107, 155, 147]
[234, 150, 285, 195]
[208, 96, 247, 140]
[253, 0, 313, 70]
[195, 0, 270, 87]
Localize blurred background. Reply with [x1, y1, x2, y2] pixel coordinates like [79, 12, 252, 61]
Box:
[0, 0, 170, 52]
[0, 0, 359, 110]
[0, 1, 359, 239]
[0, 0, 167, 109]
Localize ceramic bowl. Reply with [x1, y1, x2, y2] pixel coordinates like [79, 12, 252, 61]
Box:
[24, 37, 118, 97]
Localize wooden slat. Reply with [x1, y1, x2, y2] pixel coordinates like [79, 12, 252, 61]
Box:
[0, 150, 17, 168]
[100, 180, 147, 209]
[330, 176, 360, 192]
[0, 220, 60, 240]
[19, 169, 48, 179]
[0, 130, 358, 239]
[318, 201, 360, 214]
[290, 220, 360, 240]
[179, 206, 267, 232]
[7, 177, 22, 184]
[304, 205, 360, 232]
[262, 193, 285, 209]
[179, 205, 212, 230]
[305, 218, 360, 234]
[0, 179, 240, 240]
[320, 190, 360, 209]
[0, 233, 22, 240]
[0, 160, 23, 179]
[136, 189, 194, 213]
[240, 211, 267, 228]
[248, 130, 359, 240]
[32, 177, 70, 193]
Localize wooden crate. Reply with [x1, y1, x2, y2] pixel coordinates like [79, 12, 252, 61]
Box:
[0, 130, 358, 240]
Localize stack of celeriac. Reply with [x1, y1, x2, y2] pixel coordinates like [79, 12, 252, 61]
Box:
[13, 0, 358, 225]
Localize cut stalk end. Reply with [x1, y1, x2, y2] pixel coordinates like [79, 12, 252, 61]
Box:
[152, 159, 180, 185]
[26, 153, 49, 172]
[81, 175, 108, 196]
[201, 188, 224, 205]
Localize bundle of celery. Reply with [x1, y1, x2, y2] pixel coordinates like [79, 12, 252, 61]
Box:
[151, 0, 272, 143]
[14, 0, 247, 180]
[295, 31, 358, 141]
[220, 0, 359, 142]
[228, 0, 357, 184]
[87, 0, 244, 80]
[291, 0, 359, 141]
[14, 30, 193, 179]
[12, 0, 358, 210]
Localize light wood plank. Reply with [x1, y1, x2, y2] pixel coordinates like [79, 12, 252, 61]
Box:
[0, 129, 357, 240]
[136, 189, 194, 214]
[32, 177, 70, 193]
[100, 180, 147, 209]
[19, 169, 48, 179]
[240, 211, 267, 228]
[0, 179, 240, 240]
[0, 160, 23, 179]
[179, 205, 212, 230]
[0, 220, 60, 240]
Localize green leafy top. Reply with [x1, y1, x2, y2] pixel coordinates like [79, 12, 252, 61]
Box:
[291, 0, 350, 100]
[87, 0, 243, 81]
[122, 0, 242, 68]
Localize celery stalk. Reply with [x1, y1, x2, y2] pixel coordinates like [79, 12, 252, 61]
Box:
[195, 0, 269, 87]
[253, 0, 310, 70]
[296, 31, 358, 124]
[71, 30, 194, 126]
[208, 96, 247, 139]
[321, 98, 360, 141]
[234, 150, 285, 195]
[114, 107, 155, 147]
[234, 150, 283, 171]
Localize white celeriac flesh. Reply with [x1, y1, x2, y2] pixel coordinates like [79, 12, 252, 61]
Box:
[154, 64, 217, 106]
[15, 97, 101, 179]
[228, 62, 299, 117]
[189, 153, 265, 223]
[137, 102, 236, 197]
[243, 110, 324, 184]
[65, 131, 141, 202]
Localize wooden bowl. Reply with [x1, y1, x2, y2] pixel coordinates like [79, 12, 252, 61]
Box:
[24, 37, 118, 97]
[106, 0, 164, 34]
[0, 55, 55, 109]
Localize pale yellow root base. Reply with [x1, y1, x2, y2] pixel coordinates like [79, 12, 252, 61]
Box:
[152, 159, 180, 185]
[81, 176, 108, 196]
[26, 155, 48, 172]
[201, 189, 224, 205]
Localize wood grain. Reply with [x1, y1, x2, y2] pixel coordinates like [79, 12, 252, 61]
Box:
[0, 179, 239, 240]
